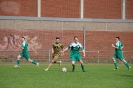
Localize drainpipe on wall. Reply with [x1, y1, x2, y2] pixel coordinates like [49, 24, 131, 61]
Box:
[37, 0, 41, 17]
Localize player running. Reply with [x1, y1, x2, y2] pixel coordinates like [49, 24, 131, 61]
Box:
[112, 37, 131, 71]
[14, 37, 39, 68]
[45, 37, 64, 71]
[63, 36, 85, 72]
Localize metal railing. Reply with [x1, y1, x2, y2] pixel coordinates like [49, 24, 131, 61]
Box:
[0, 50, 133, 64]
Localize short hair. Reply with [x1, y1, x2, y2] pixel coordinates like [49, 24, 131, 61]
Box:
[56, 37, 60, 39]
[22, 36, 25, 39]
[74, 36, 78, 39]
[116, 37, 120, 40]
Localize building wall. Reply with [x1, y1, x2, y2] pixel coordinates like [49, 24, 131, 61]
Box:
[126, 0, 133, 19]
[0, 0, 133, 19]
[41, 0, 80, 18]
[0, 0, 37, 17]
[84, 0, 121, 19]
[0, 20, 133, 52]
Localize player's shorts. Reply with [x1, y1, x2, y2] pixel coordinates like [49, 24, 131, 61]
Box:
[113, 52, 124, 61]
[70, 54, 82, 61]
[20, 52, 30, 60]
[52, 54, 60, 61]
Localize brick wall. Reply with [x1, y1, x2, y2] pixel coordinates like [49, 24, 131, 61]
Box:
[41, 0, 80, 18]
[126, 0, 133, 19]
[0, 0, 37, 16]
[0, 0, 133, 19]
[0, 29, 133, 58]
[84, 0, 121, 19]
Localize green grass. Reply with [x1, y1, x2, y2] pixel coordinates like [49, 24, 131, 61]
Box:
[0, 64, 133, 88]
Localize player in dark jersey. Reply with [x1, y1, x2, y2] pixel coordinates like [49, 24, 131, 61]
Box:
[45, 37, 64, 71]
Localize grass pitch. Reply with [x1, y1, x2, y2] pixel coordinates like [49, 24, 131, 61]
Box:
[0, 64, 133, 88]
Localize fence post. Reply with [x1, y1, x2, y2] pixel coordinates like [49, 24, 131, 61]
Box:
[48, 50, 51, 63]
[83, 26, 86, 51]
[98, 51, 99, 63]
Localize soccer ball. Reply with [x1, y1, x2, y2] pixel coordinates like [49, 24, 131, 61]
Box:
[62, 67, 67, 72]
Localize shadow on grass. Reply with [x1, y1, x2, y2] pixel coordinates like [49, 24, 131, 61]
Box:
[121, 74, 133, 77]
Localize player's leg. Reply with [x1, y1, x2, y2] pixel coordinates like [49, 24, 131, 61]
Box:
[112, 58, 118, 70]
[14, 55, 21, 68]
[112, 54, 118, 70]
[72, 61, 75, 72]
[121, 59, 131, 71]
[45, 59, 55, 71]
[28, 59, 39, 67]
[54, 54, 61, 66]
[79, 60, 85, 72]
[45, 54, 59, 71]
[77, 55, 85, 72]
[71, 55, 76, 72]
[57, 61, 62, 66]
[25, 54, 39, 67]
[118, 54, 131, 71]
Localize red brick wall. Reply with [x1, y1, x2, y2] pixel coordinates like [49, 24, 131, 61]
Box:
[0, 0, 37, 16]
[84, 0, 121, 19]
[0, 0, 133, 19]
[41, 0, 80, 18]
[126, 0, 133, 19]
[0, 29, 133, 58]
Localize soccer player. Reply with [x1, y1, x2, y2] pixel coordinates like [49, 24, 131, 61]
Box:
[63, 36, 85, 72]
[14, 37, 39, 68]
[45, 37, 64, 71]
[112, 37, 131, 71]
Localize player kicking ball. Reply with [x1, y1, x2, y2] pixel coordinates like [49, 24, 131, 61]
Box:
[63, 36, 86, 72]
[14, 37, 39, 68]
[112, 37, 131, 71]
[45, 37, 64, 71]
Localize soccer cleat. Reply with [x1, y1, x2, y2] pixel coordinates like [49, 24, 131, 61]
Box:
[36, 63, 39, 67]
[14, 65, 20, 68]
[113, 67, 118, 70]
[59, 61, 61, 66]
[45, 68, 48, 71]
[128, 66, 131, 71]
[82, 70, 86, 72]
[72, 69, 74, 72]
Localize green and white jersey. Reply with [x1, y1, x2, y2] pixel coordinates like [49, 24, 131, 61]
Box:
[115, 41, 123, 53]
[22, 41, 29, 54]
[68, 42, 84, 55]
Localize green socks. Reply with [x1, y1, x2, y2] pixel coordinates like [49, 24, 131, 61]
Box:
[72, 64, 85, 72]
[72, 64, 75, 72]
[81, 64, 85, 72]
[114, 61, 118, 69]
[32, 60, 37, 65]
[17, 59, 20, 66]
[124, 62, 130, 68]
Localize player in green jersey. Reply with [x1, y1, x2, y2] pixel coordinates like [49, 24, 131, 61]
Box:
[112, 37, 131, 71]
[14, 37, 39, 68]
[63, 36, 85, 72]
[45, 37, 64, 71]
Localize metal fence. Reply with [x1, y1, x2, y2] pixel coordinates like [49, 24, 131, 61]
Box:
[0, 50, 133, 64]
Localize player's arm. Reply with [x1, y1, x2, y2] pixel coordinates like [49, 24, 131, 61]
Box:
[63, 45, 71, 52]
[60, 44, 64, 56]
[82, 50, 85, 57]
[63, 47, 68, 52]
[121, 45, 124, 49]
[112, 44, 118, 49]
[52, 48, 54, 54]
[121, 43, 124, 49]
[21, 42, 25, 50]
[81, 47, 85, 57]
